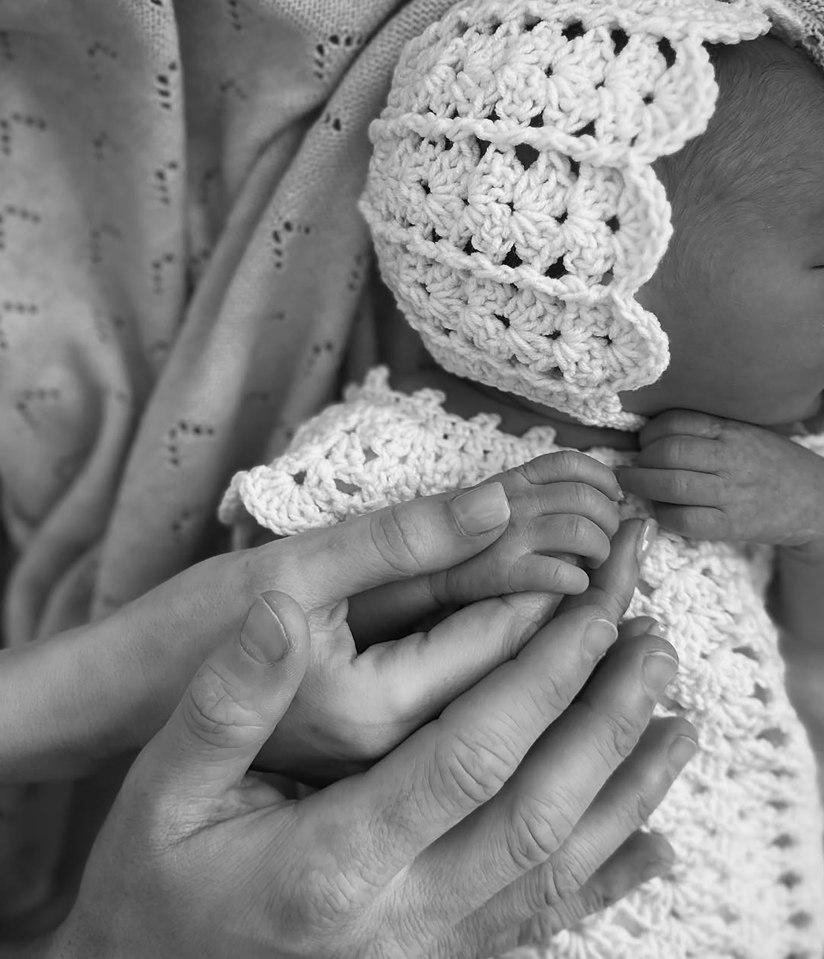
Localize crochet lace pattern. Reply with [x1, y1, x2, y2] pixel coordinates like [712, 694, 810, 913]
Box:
[359, 0, 774, 430]
[220, 369, 824, 959]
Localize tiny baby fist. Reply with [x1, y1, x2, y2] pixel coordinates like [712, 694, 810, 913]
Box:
[430, 451, 622, 606]
[617, 411, 824, 547]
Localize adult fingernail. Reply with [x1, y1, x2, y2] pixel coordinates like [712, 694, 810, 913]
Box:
[668, 735, 699, 770]
[585, 619, 618, 660]
[636, 519, 657, 563]
[239, 595, 292, 665]
[451, 482, 510, 534]
[643, 650, 679, 695]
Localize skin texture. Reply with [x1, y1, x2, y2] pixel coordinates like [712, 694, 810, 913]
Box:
[33, 521, 695, 959]
[625, 36, 824, 430]
[348, 451, 623, 648]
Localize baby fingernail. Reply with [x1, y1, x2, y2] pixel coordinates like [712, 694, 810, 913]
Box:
[646, 619, 669, 639]
[585, 619, 618, 660]
[451, 482, 510, 534]
[668, 735, 699, 770]
[641, 858, 673, 882]
[636, 519, 657, 563]
[643, 650, 679, 694]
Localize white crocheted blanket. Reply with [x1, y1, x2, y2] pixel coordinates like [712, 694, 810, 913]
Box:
[220, 368, 824, 959]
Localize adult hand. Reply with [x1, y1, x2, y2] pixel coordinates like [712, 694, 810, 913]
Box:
[48, 529, 696, 959]
[3, 482, 546, 785]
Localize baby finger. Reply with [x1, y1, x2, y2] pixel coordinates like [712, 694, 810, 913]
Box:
[636, 435, 721, 473]
[508, 554, 590, 595]
[528, 514, 612, 568]
[652, 504, 730, 541]
[616, 467, 723, 506]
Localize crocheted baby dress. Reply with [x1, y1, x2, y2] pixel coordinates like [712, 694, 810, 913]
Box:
[219, 1, 824, 956]
[220, 371, 824, 958]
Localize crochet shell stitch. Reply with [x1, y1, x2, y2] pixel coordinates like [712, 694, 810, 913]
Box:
[359, 0, 775, 430]
[219, 368, 824, 958]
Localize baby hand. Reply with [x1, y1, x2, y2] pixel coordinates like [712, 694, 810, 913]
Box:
[616, 410, 824, 547]
[428, 450, 623, 605]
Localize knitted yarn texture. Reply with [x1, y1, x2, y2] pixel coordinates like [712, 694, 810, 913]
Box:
[360, 0, 779, 430]
[219, 369, 824, 959]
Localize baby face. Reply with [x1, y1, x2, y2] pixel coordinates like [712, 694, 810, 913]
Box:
[621, 36, 824, 431]
[627, 194, 824, 430]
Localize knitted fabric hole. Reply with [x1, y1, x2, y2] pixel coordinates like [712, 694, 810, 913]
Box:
[773, 834, 795, 849]
[545, 257, 567, 279]
[562, 20, 585, 42]
[611, 28, 630, 55]
[334, 478, 361, 495]
[657, 37, 677, 68]
[757, 727, 788, 748]
[733, 645, 760, 662]
[752, 683, 771, 705]
[503, 247, 523, 268]
[515, 143, 540, 170]
[292, 471, 306, 486]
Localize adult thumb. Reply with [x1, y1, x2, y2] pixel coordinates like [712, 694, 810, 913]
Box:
[266, 482, 512, 608]
[136, 591, 310, 801]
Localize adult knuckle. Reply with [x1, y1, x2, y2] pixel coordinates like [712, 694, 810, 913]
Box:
[544, 847, 593, 903]
[431, 730, 515, 809]
[595, 708, 642, 764]
[539, 664, 576, 716]
[183, 663, 260, 747]
[370, 503, 426, 577]
[506, 793, 575, 870]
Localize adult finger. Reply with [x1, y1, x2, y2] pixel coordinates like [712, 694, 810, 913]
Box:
[536, 717, 696, 905]
[264, 483, 511, 607]
[362, 591, 560, 729]
[435, 831, 673, 959]
[342, 604, 623, 886]
[135, 591, 311, 802]
[402, 631, 679, 923]
[563, 518, 655, 621]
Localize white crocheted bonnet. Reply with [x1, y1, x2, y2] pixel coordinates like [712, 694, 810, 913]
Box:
[360, 0, 812, 429]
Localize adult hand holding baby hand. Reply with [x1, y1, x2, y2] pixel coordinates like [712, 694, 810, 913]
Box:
[45, 524, 694, 959]
[616, 409, 824, 554]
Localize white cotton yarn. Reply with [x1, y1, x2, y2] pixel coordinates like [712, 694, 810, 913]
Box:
[219, 369, 824, 958]
[359, 0, 776, 429]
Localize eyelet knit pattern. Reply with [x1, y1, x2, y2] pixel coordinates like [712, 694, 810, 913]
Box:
[220, 368, 824, 959]
[359, 0, 772, 430]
